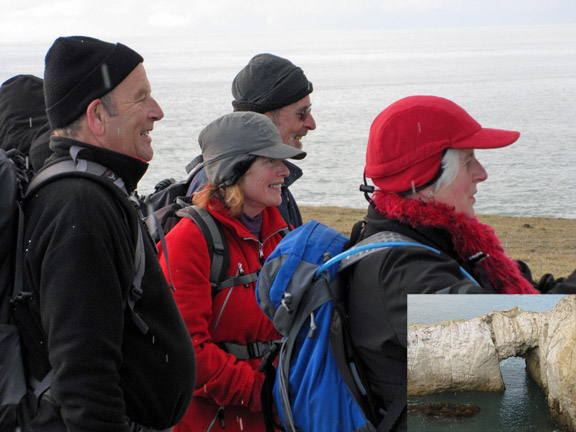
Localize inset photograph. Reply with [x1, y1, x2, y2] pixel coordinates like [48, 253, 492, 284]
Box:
[408, 294, 574, 432]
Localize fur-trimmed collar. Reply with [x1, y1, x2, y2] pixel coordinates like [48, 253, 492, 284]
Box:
[372, 191, 539, 294]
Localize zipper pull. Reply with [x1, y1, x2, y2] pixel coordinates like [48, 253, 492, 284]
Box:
[236, 262, 245, 276]
[259, 243, 265, 264]
[218, 406, 225, 428]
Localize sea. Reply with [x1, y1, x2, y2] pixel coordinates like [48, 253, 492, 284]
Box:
[408, 295, 568, 432]
[1, 24, 576, 218]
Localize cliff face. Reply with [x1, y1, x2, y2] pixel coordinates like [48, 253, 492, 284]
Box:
[407, 295, 576, 432]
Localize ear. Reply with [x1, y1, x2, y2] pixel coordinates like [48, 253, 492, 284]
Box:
[86, 99, 107, 137]
[417, 189, 435, 203]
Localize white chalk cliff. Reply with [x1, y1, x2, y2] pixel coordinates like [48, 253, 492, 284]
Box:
[408, 295, 576, 432]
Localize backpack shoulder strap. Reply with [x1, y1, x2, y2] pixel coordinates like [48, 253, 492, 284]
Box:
[25, 151, 150, 335]
[176, 205, 259, 297]
[318, 231, 479, 284]
[176, 205, 228, 297]
[184, 154, 203, 175]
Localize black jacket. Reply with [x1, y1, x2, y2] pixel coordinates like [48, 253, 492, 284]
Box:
[17, 137, 196, 431]
[346, 206, 493, 432]
[346, 204, 576, 431]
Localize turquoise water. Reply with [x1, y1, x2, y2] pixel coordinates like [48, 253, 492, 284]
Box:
[1, 25, 576, 217]
[408, 295, 566, 431]
[408, 358, 560, 432]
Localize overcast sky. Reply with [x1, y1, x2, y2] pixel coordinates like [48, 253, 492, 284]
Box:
[1, 0, 575, 44]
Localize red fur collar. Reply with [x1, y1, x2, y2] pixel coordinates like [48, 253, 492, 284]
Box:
[372, 192, 539, 294]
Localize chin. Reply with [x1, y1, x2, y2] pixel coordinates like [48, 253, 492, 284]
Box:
[288, 139, 302, 150]
[138, 147, 154, 162]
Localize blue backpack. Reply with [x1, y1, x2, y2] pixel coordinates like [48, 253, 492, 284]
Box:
[256, 220, 425, 432]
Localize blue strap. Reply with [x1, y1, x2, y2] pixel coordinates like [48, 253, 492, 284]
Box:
[315, 241, 478, 284]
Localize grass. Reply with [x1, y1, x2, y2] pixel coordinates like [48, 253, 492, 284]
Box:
[300, 206, 576, 281]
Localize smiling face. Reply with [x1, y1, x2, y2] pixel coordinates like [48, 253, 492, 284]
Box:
[266, 95, 316, 149]
[432, 149, 488, 219]
[100, 63, 164, 161]
[239, 157, 290, 217]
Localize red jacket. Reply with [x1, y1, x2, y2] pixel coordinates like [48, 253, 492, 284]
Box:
[159, 201, 286, 432]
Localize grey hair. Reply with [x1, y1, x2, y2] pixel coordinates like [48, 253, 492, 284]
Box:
[432, 148, 460, 192]
[100, 92, 118, 117]
[54, 92, 118, 138]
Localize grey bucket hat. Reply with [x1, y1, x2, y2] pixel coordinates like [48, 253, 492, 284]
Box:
[200, 111, 306, 188]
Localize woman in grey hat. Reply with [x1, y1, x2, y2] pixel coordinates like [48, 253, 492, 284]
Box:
[158, 112, 305, 432]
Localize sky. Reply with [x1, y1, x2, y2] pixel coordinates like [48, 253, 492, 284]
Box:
[1, 0, 575, 44]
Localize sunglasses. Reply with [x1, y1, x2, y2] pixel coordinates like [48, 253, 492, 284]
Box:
[280, 105, 312, 122]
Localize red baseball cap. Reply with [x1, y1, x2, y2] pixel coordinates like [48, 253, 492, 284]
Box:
[365, 96, 520, 194]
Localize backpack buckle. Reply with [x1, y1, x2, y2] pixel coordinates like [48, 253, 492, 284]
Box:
[280, 293, 293, 313]
[10, 291, 33, 304]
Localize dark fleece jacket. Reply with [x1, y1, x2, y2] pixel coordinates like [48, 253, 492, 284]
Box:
[17, 137, 195, 431]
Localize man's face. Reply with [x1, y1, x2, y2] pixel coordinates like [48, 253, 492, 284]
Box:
[266, 95, 316, 149]
[101, 64, 164, 161]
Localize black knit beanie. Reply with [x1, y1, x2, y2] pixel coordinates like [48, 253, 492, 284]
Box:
[44, 36, 143, 129]
[0, 74, 48, 155]
[231, 53, 313, 113]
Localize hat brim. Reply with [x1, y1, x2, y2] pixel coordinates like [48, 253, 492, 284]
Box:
[452, 127, 520, 150]
[249, 143, 306, 160]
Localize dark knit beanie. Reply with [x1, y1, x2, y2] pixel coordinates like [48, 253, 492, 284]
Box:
[0, 74, 48, 155]
[231, 54, 313, 113]
[44, 36, 143, 129]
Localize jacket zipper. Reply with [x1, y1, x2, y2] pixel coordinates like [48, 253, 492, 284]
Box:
[242, 226, 287, 266]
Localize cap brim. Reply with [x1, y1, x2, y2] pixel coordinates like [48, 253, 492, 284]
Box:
[453, 128, 520, 150]
[249, 142, 306, 160]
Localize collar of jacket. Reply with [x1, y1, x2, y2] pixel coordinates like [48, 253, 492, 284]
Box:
[205, 197, 289, 243]
[48, 136, 148, 192]
[283, 160, 302, 188]
[370, 191, 538, 294]
[363, 204, 458, 258]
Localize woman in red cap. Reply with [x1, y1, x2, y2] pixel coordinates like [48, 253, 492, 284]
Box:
[353, 95, 576, 295]
[345, 95, 576, 432]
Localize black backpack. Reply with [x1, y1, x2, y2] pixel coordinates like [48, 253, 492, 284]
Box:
[0, 148, 34, 429]
[0, 147, 149, 430]
[139, 154, 206, 243]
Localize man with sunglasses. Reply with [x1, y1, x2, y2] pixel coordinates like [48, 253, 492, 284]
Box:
[187, 53, 315, 228]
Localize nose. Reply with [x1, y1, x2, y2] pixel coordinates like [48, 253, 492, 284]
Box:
[472, 159, 488, 183]
[305, 112, 316, 130]
[150, 97, 164, 121]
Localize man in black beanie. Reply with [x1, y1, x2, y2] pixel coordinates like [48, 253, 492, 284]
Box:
[231, 53, 315, 151]
[15, 36, 196, 432]
[187, 53, 315, 228]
